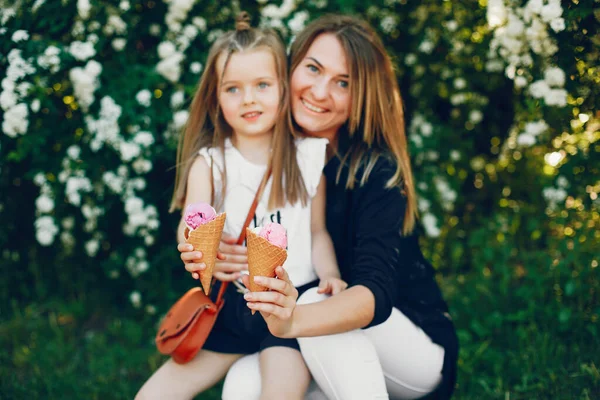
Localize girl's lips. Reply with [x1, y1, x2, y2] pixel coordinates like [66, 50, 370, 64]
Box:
[242, 111, 262, 121]
[301, 98, 328, 113]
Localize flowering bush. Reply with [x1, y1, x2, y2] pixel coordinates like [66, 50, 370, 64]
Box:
[1, 0, 597, 325]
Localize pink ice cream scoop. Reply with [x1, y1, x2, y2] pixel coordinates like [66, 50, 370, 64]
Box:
[259, 222, 287, 249]
[184, 202, 217, 230]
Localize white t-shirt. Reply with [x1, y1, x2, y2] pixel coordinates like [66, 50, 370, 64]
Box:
[198, 137, 328, 287]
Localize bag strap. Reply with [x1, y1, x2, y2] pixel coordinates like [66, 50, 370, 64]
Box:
[213, 165, 272, 304]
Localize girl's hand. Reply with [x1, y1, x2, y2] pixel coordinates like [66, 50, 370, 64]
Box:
[178, 242, 222, 279]
[317, 277, 348, 295]
[214, 233, 248, 282]
[242, 266, 298, 338]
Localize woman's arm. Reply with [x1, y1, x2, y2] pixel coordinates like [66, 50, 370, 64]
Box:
[246, 159, 406, 337]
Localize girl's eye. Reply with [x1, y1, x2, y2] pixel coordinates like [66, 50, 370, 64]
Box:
[225, 87, 238, 93]
[307, 64, 318, 73]
[337, 80, 349, 89]
[258, 82, 269, 89]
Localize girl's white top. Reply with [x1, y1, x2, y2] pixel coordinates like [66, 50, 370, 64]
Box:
[199, 137, 328, 287]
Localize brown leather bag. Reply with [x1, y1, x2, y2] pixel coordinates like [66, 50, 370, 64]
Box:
[155, 167, 271, 364]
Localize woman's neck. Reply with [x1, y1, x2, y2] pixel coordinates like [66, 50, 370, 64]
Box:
[231, 133, 272, 166]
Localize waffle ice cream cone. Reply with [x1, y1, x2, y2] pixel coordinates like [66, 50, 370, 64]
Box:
[185, 212, 226, 295]
[246, 227, 287, 293]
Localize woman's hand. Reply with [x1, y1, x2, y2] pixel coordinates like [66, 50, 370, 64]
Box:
[317, 277, 348, 295]
[179, 233, 247, 282]
[242, 266, 299, 338]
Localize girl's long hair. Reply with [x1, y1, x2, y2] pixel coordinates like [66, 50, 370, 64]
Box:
[289, 14, 417, 235]
[171, 12, 307, 212]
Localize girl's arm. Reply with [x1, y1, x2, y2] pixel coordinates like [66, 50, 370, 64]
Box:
[177, 156, 213, 276]
[310, 175, 340, 280]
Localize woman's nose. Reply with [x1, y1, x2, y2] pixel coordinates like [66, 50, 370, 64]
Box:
[310, 78, 328, 100]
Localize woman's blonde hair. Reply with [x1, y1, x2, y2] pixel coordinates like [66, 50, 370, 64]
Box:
[171, 12, 307, 212]
[289, 14, 417, 234]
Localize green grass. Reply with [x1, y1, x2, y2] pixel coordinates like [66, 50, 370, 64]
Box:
[2, 270, 599, 399]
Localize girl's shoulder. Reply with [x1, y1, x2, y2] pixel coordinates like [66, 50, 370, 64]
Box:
[295, 137, 329, 197]
[294, 136, 329, 152]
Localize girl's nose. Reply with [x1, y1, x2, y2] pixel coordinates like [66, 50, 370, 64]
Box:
[243, 88, 256, 105]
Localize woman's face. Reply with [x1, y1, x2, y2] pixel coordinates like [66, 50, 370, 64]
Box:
[290, 33, 352, 142]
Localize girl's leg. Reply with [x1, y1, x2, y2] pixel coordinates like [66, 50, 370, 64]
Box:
[223, 353, 327, 400]
[297, 288, 389, 400]
[259, 347, 311, 400]
[364, 307, 444, 399]
[135, 350, 242, 400]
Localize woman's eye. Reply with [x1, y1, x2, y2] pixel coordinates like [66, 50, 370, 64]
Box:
[258, 82, 269, 89]
[337, 80, 349, 89]
[307, 64, 318, 73]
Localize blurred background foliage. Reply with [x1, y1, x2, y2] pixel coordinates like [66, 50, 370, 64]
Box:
[0, 0, 598, 398]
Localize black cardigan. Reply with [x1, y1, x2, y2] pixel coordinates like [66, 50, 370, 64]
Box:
[323, 142, 458, 399]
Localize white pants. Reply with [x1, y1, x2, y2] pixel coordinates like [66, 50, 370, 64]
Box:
[222, 288, 444, 400]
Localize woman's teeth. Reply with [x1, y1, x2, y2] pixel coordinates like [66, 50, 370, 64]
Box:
[302, 99, 326, 113]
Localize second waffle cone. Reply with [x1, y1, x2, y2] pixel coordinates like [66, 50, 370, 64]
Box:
[246, 228, 287, 292]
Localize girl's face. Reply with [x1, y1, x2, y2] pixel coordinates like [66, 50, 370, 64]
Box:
[290, 33, 352, 143]
[217, 48, 281, 140]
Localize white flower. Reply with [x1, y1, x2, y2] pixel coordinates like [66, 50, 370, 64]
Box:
[517, 133, 536, 146]
[69, 41, 96, 61]
[35, 216, 59, 246]
[454, 78, 466, 90]
[505, 14, 525, 37]
[171, 90, 185, 108]
[420, 122, 433, 137]
[85, 239, 100, 257]
[173, 110, 189, 129]
[119, 142, 141, 162]
[69, 61, 102, 112]
[529, 80, 550, 99]
[36, 195, 54, 213]
[418, 40, 434, 54]
[77, 0, 91, 19]
[120, 0, 130, 11]
[133, 159, 153, 174]
[37, 46, 61, 73]
[544, 67, 565, 87]
[544, 88, 567, 107]
[469, 110, 483, 124]
[0, 90, 16, 110]
[445, 20, 458, 32]
[62, 216, 75, 230]
[34, 173, 47, 186]
[405, 53, 417, 66]
[102, 171, 125, 194]
[543, 187, 567, 204]
[192, 17, 207, 32]
[514, 76, 528, 88]
[31, 99, 41, 112]
[12, 30, 29, 42]
[450, 150, 461, 161]
[2, 103, 29, 137]
[422, 213, 441, 238]
[487, 0, 507, 28]
[289, 11, 310, 34]
[190, 62, 202, 74]
[136, 89, 152, 107]
[156, 52, 184, 83]
[129, 291, 142, 308]
[32, 0, 47, 12]
[67, 145, 81, 159]
[541, 1, 563, 23]
[550, 18, 565, 33]
[149, 24, 161, 36]
[418, 198, 431, 212]
[158, 41, 176, 59]
[183, 24, 198, 40]
[556, 176, 569, 189]
[60, 232, 75, 248]
[104, 15, 127, 35]
[145, 305, 157, 315]
[133, 131, 154, 147]
[112, 38, 126, 51]
[524, 120, 549, 136]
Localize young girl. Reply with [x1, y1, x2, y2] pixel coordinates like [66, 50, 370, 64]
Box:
[136, 13, 344, 400]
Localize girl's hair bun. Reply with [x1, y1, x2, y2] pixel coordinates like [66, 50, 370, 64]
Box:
[235, 11, 251, 31]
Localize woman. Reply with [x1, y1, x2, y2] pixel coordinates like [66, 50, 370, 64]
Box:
[188, 14, 458, 400]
